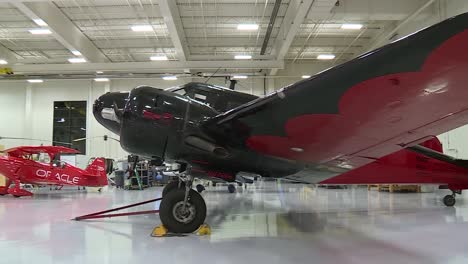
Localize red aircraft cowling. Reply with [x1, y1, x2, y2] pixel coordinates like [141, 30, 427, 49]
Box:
[0, 146, 108, 197]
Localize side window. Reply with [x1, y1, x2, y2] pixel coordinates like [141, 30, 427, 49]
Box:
[186, 90, 218, 108]
[173, 88, 187, 96]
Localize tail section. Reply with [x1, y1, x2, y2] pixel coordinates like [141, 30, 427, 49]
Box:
[85, 158, 108, 186]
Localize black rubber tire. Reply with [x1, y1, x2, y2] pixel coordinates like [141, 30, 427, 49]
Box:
[162, 181, 185, 197]
[212, 182, 217, 187]
[443, 195, 456, 207]
[159, 189, 206, 233]
[196, 184, 205, 193]
[237, 182, 243, 187]
[228, 184, 236, 193]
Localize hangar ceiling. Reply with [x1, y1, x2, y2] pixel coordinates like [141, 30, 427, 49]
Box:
[0, 0, 435, 76]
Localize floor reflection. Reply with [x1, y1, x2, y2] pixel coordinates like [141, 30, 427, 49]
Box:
[2, 181, 468, 263]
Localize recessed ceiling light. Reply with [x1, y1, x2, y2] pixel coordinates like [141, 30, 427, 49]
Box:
[0, 60, 7, 65]
[68, 58, 87, 63]
[27, 79, 43, 83]
[302, 75, 311, 79]
[150, 55, 168, 61]
[29, 29, 52, 35]
[237, 24, 259, 30]
[33, 19, 47, 26]
[71, 50, 82, 56]
[94, 78, 109, 82]
[96, 71, 104, 74]
[234, 55, 252, 60]
[162, 76, 177, 80]
[341, 23, 363, 30]
[131, 25, 153, 32]
[317, 54, 335, 60]
[232, 75, 248, 79]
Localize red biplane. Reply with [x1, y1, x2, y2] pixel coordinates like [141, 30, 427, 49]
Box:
[0, 146, 108, 197]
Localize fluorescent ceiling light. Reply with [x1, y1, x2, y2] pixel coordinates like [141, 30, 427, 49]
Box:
[33, 19, 47, 26]
[0, 60, 7, 65]
[302, 75, 311, 79]
[162, 76, 177, 80]
[68, 58, 87, 63]
[237, 24, 259, 30]
[96, 71, 104, 74]
[234, 55, 252, 60]
[71, 50, 82, 56]
[317, 54, 335, 60]
[94, 78, 109, 82]
[28, 79, 43, 83]
[232, 75, 248, 79]
[150, 55, 168, 61]
[131, 25, 153, 32]
[29, 29, 52, 35]
[341, 23, 363, 30]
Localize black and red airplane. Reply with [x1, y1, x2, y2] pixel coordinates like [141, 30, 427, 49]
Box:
[94, 12, 468, 234]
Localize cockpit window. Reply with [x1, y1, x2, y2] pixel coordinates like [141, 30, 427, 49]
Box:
[168, 83, 258, 112]
[172, 88, 187, 96]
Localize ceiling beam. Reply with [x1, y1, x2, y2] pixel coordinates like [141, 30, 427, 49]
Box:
[0, 45, 19, 65]
[269, 0, 314, 75]
[261, 0, 283, 55]
[12, 60, 284, 74]
[11, 1, 109, 63]
[355, 0, 436, 56]
[159, 0, 189, 61]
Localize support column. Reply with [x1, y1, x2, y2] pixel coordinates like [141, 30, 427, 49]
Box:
[24, 83, 33, 142]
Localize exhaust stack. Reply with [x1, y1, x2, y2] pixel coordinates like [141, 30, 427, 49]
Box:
[185, 136, 229, 158]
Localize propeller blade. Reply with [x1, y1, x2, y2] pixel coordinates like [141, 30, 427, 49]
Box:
[113, 101, 123, 118]
[0, 136, 73, 146]
[72, 135, 120, 143]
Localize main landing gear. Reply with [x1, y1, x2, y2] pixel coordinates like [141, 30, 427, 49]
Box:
[443, 190, 461, 207]
[3, 180, 33, 198]
[160, 166, 207, 233]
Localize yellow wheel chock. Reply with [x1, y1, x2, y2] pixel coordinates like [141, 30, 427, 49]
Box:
[151, 224, 169, 237]
[151, 224, 211, 237]
[197, 224, 211, 236]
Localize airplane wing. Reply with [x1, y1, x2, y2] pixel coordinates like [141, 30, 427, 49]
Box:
[5, 146, 80, 157]
[202, 12, 468, 170]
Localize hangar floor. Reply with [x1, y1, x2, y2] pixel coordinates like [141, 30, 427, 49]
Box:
[1, 181, 468, 264]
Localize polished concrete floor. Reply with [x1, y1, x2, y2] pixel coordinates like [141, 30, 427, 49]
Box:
[1, 181, 468, 264]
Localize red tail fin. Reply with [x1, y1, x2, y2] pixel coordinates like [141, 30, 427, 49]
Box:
[86, 158, 107, 178]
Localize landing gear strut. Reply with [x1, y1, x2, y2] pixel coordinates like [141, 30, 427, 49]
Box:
[159, 166, 207, 233]
[162, 180, 185, 197]
[443, 190, 461, 207]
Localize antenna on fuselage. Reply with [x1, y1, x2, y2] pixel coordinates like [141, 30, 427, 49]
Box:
[204, 67, 221, 84]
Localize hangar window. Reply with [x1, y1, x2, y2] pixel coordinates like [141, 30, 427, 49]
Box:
[53, 101, 87, 154]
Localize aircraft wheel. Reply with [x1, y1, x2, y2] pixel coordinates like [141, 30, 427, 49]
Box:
[196, 184, 205, 193]
[443, 195, 456, 207]
[237, 182, 243, 187]
[159, 189, 206, 233]
[162, 181, 185, 197]
[228, 184, 236, 193]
